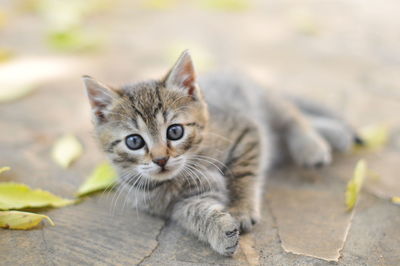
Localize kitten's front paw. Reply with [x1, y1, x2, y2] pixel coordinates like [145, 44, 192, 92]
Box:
[229, 207, 260, 233]
[289, 130, 332, 168]
[208, 213, 240, 256]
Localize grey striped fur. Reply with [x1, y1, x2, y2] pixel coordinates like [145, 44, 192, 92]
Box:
[84, 51, 358, 256]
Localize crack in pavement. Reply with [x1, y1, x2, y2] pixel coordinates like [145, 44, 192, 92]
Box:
[137, 220, 166, 266]
[41, 228, 55, 266]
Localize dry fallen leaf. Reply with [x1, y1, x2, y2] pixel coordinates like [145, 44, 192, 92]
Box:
[0, 211, 54, 230]
[345, 159, 367, 211]
[0, 182, 75, 210]
[77, 162, 117, 197]
[0, 167, 10, 175]
[51, 134, 83, 168]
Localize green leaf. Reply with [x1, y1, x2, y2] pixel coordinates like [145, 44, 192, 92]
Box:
[0, 182, 76, 210]
[345, 160, 367, 211]
[51, 134, 83, 168]
[0, 211, 54, 230]
[354, 124, 389, 151]
[76, 162, 118, 197]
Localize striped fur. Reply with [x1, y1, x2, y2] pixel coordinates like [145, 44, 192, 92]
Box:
[84, 51, 359, 256]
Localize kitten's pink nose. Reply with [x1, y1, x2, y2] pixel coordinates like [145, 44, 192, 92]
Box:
[152, 156, 169, 168]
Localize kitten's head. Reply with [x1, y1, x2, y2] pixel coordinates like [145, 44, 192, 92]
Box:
[84, 51, 208, 182]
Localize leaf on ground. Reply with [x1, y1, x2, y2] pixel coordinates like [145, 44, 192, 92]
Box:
[51, 134, 83, 168]
[392, 197, 400, 205]
[354, 124, 389, 151]
[0, 211, 54, 230]
[0, 182, 76, 210]
[0, 167, 10, 175]
[77, 162, 117, 197]
[345, 159, 367, 211]
[198, 0, 250, 12]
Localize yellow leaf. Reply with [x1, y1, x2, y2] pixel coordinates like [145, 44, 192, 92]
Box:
[0, 167, 10, 175]
[345, 160, 367, 211]
[355, 124, 389, 151]
[51, 134, 83, 168]
[392, 197, 400, 205]
[0, 211, 54, 230]
[0, 182, 76, 210]
[77, 162, 118, 197]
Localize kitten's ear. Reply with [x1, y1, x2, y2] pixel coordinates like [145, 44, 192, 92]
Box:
[164, 50, 198, 97]
[82, 75, 115, 122]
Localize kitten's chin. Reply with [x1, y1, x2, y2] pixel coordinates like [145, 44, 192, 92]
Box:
[148, 165, 182, 181]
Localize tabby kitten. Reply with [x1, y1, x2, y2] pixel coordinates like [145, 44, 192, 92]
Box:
[83, 51, 357, 256]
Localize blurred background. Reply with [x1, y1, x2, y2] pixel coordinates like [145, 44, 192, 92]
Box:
[1, 1, 400, 264]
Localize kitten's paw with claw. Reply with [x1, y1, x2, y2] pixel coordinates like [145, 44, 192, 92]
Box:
[288, 130, 332, 168]
[229, 208, 260, 233]
[208, 213, 240, 256]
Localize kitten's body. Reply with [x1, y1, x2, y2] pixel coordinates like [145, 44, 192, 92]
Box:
[84, 51, 358, 256]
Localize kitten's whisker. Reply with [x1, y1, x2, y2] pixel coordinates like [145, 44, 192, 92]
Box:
[122, 173, 141, 211]
[181, 167, 196, 194]
[102, 168, 131, 200]
[184, 167, 203, 194]
[112, 179, 130, 215]
[186, 163, 212, 192]
[181, 167, 195, 193]
[189, 156, 225, 175]
[206, 132, 233, 143]
[109, 170, 132, 214]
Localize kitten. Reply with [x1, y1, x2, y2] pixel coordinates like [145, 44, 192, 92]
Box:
[83, 51, 358, 256]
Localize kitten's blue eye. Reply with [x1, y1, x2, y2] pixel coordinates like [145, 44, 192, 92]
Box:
[125, 134, 145, 150]
[167, 124, 184, 141]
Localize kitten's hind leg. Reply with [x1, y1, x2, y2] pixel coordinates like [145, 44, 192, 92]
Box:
[265, 95, 332, 167]
[171, 191, 240, 256]
[307, 115, 355, 153]
[288, 96, 362, 152]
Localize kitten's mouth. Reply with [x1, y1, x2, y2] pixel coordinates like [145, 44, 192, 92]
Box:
[159, 167, 169, 173]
